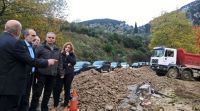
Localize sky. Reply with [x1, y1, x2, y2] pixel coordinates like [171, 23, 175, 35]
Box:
[67, 0, 196, 26]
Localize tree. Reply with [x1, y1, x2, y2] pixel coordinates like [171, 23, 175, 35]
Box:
[123, 37, 142, 49]
[193, 26, 200, 54]
[43, 0, 68, 19]
[0, 0, 67, 48]
[149, 11, 195, 52]
[134, 22, 138, 33]
[0, 0, 47, 26]
[145, 23, 151, 33]
[102, 43, 113, 53]
[0, 0, 45, 16]
[0, 0, 7, 16]
[0, 0, 68, 25]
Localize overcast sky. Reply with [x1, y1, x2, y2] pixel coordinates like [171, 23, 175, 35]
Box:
[67, 0, 195, 26]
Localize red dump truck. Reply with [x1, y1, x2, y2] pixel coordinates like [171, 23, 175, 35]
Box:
[150, 47, 200, 80]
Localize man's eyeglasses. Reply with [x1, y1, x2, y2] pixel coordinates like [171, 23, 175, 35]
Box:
[31, 35, 36, 37]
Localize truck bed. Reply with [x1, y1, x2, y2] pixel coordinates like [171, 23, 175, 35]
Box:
[177, 48, 200, 69]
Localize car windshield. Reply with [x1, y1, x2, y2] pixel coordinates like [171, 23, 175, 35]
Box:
[132, 63, 138, 65]
[93, 61, 104, 65]
[121, 62, 127, 65]
[152, 48, 164, 57]
[111, 62, 117, 66]
[75, 62, 85, 67]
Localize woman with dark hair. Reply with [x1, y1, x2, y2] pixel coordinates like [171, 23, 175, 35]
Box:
[52, 42, 76, 111]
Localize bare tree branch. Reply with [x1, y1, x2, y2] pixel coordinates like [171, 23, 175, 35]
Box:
[0, 0, 7, 16]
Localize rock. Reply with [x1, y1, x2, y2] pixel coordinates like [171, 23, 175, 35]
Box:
[130, 106, 137, 111]
[105, 104, 113, 111]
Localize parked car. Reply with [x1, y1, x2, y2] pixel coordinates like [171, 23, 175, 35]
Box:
[111, 62, 119, 70]
[145, 62, 150, 66]
[74, 61, 94, 74]
[131, 62, 140, 68]
[138, 62, 146, 67]
[92, 60, 111, 72]
[120, 62, 129, 68]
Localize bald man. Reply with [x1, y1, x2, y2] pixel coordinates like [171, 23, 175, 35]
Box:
[0, 20, 57, 111]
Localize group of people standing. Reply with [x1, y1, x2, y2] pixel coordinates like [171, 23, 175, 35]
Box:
[0, 20, 76, 111]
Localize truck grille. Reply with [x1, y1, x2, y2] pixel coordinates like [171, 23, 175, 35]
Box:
[152, 59, 158, 64]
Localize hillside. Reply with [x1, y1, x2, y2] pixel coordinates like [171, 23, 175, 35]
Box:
[79, 18, 150, 35]
[62, 18, 151, 62]
[79, 19, 134, 35]
[80, 18, 124, 26]
[180, 0, 200, 25]
[63, 31, 151, 63]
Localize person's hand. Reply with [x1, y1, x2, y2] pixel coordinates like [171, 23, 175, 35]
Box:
[66, 52, 69, 56]
[60, 75, 64, 79]
[48, 59, 58, 66]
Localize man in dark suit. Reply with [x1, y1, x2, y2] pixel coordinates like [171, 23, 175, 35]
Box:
[19, 28, 39, 111]
[0, 20, 57, 111]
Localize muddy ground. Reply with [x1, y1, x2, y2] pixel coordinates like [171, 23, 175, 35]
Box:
[50, 67, 200, 111]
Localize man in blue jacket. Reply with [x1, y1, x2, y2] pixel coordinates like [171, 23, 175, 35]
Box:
[19, 28, 39, 111]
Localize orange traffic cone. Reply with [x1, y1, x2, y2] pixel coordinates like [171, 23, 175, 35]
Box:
[67, 89, 79, 111]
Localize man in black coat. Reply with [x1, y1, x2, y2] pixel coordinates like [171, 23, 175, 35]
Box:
[0, 20, 57, 111]
[29, 32, 64, 111]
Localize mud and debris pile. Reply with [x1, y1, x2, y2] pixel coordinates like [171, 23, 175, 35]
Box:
[70, 67, 200, 111]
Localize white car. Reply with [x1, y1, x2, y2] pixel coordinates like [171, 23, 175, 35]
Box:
[120, 62, 129, 68]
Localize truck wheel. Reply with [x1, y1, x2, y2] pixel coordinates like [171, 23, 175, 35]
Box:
[181, 70, 193, 81]
[167, 68, 178, 79]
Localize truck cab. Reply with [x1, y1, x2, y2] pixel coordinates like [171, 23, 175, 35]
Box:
[150, 47, 177, 74]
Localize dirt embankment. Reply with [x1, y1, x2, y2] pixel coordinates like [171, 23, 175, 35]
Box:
[49, 67, 200, 111]
[71, 67, 200, 111]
